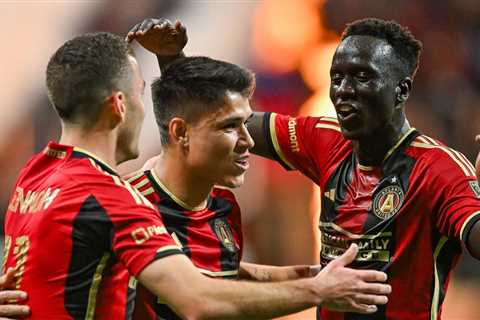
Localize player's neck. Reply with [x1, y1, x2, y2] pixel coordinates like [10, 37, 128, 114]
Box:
[59, 126, 118, 171]
[354, 120, 411, 167]
[153, 152, 212, 211]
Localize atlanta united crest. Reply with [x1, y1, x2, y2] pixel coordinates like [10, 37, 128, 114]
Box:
[373, 185, 404, 220]
[213, 219, 236, 252]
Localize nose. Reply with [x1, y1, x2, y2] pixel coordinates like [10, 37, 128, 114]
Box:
[238, 124, 255, 150]
[334, 77, 355, 100]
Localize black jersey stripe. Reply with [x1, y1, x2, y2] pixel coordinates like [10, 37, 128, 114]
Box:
[209, 195, 240, 274]
[65, 195, 115, 319]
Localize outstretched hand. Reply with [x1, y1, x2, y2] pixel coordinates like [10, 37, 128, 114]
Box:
[126, 18, 187, 57]
[314, 244, 391, 314]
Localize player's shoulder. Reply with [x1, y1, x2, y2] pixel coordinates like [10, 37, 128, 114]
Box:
[125, 170, 159, 202]
[409, 134, 476, 178]
[68, 159, 155, 210]
[274, 112, 341, 131]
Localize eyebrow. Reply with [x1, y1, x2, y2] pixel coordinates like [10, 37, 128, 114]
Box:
[217, 113, 253, 125]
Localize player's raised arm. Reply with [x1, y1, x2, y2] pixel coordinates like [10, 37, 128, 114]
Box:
[138, 244, 390, 320]
[248, 111, 279, 160]
[126, 18, 187, 73]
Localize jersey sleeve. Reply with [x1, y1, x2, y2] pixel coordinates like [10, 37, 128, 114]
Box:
[429, 150, 480, 243]
[263, 112, 347, 183]
[98, 180, 183, 276]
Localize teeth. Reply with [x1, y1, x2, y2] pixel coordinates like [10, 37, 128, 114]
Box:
[338, 105, 353, 112]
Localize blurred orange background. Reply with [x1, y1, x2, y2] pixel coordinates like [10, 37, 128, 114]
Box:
[1, 1, 479, 319]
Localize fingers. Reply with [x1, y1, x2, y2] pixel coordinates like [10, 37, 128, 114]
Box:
[126, 23, 141, 42]
[0, 291, 27, 304]
[348, 302, 378, 314]
[0, 269, 16, 290]
[330, 244, 358, 267]
[476, 135, 480, 143]
[0, 304, 30, 318]
[126, 18, 176, 43]
[357, 282, 391, 295]
[354, 269, 388, 282]
[352, 293, 388, 306]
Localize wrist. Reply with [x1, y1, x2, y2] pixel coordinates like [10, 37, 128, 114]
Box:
[157, 52, 185, 72]
[302, 277, 324, 306]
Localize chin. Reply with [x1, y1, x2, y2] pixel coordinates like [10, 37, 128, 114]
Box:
[117, 146, 140, 165]
[217, 175, 245, 189]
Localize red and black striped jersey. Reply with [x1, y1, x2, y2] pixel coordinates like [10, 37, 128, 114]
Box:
[264, 113, 480, 320]
[127, 169, 243, 320]
[3, 142, 183, 320]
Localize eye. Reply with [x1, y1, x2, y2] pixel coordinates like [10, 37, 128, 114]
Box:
[356, 71, 370, 83]
[221, 123, 237, 131]
[330, 73, 343, 85]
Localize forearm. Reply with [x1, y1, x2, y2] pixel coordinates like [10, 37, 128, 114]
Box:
[188, 276, 321, 320]
[239, 262, 311, 282]
[467, 220, 480, 259]
[139, 255, 321, 320]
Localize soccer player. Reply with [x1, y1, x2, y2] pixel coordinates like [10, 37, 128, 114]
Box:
[141, 17, 480, 320]
[246, 19, 480, 319]
[3, 31, 391, 319]
[127, 55, 323, 319]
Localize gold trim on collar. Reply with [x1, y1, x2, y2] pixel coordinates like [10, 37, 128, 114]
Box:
[150, 169, 207, 211]
[73, 147, 117, 174]
[382, 127, 416, 162]
[358, 164, 374, 171]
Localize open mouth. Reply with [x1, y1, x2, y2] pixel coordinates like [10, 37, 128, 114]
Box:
[234, 157, 250, 171]
[336, 104, 358, 120]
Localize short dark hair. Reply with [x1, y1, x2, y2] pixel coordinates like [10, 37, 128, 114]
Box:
[46, 32, 134, 125]
[151, 56, 256, 146]
[341, 18, 423, 78]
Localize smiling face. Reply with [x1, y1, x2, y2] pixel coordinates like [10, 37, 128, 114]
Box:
[186, 91, 254, 188]
[330, 35, 404, 141]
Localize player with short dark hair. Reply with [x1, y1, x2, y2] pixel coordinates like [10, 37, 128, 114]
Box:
[3, 29, 391, 319]
[247, 18, 480, 319]
[128, 54, 318, 319]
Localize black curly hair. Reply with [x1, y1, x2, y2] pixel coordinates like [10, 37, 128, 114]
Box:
[341, 18, 423, 78]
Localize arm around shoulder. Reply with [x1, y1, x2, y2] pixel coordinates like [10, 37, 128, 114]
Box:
[249, 112, 277, 160]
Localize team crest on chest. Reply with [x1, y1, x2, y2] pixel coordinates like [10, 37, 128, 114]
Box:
[469, 181, 480, 198]
[373, 181, 404, 220]
[213, 219, 236, 252]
